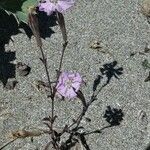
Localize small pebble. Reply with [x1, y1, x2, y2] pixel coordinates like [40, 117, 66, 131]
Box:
[144, 43, 150, 53]
[144, 72, 150, 82]
[16, 62, 31, 76]
[85, 117, 91, 122]
[138, 110, 148, 132]
[141, 0, 150, 17]
[4, 80, 18, 90]
[89, 40, 102, 49]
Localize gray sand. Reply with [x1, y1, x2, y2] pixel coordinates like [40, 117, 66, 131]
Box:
[0, 0, 150, 149]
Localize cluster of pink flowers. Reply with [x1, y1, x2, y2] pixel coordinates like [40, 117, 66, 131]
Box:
[38, 0, 75, 16]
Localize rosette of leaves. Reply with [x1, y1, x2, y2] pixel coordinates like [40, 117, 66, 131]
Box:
[0, 0, 38, 23]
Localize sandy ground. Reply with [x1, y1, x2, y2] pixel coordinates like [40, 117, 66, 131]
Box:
[0, 0, 150, 149]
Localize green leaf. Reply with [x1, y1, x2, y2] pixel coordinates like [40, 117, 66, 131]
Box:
[16, 11, 28, 23]
[21, 0, 37, 14]
[0, 0, 38, 23]
[16, 0, 37, 23]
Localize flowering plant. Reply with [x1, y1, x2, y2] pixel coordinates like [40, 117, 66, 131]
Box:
[0, 0, 124, 150]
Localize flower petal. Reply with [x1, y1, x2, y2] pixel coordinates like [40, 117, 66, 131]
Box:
[56, 72, 67, 85]
[73, 73, 82, 82]
[56, 83, 68, 96]
[71, 81, 81, 91]
[56, 0, 75, 13]
[65, 87, 77, 99]
[38, 0, 56, 15]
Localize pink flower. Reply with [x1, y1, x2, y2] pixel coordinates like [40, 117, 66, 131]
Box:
[38, 0, 75, 16]
[56, 72, 82, 99]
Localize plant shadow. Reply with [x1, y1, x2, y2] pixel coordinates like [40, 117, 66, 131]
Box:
[93, 60, 123, 93]
[20, 11, 57, 39]
[0, 9, 58, 87]
[0, 42, 16, 87]
[0, 9, 20, 44]
[0, 10, 18, 87]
